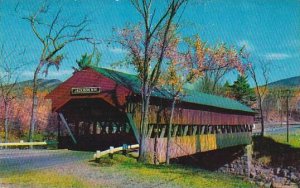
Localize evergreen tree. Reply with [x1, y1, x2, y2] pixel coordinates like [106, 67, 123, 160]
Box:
[75, 50, 101, 71]
[230, 75, 256, 106]
[223, 81, 232, 97]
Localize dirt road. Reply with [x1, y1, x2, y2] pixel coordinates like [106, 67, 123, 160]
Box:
[0, 149, 176, 188]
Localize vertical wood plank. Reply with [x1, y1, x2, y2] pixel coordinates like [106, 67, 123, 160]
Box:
[172, 125, 178, 137]
[160, 125, 166, 138]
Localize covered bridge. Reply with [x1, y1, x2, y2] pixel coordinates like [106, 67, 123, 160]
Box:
[46, 66, 255, 162]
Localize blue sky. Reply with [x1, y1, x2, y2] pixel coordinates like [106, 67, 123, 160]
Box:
[1, 0, 300, 85]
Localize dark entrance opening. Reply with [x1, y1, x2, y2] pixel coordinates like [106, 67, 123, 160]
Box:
[57, 98, 137, 151]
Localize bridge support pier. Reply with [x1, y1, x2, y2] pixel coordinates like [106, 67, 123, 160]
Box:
[217, 144, 253, 177]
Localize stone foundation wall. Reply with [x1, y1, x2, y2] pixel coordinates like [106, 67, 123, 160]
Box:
[217, 145, 252, 176]
[172, 144, 252, 177]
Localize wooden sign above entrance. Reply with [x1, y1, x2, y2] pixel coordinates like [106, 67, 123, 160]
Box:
[71, 87, 101, 95]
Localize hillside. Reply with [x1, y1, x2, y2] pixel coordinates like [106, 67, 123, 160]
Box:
[269, 76, 300, 88]
[16, 79, 62, 92]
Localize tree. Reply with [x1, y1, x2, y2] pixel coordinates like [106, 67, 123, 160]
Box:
[160, 60, 196, 165]
[24, 2, 92, 142]
[247, 60, 270, 136]
[0, 45, 21, 143]
[160, 36, 245, 164]
[117, 0, 188, 162]
[274, 88, 285, 126]
[197, 43, 246, 95]
[74, 51, 101, 72]
[223, 81, 232, 97]
[230, 75, 256, 106]
[160, 63, 185, 165]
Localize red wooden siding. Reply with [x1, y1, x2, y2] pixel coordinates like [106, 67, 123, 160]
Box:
[47, 68, 254, 127]
[46, 68, 132, 112]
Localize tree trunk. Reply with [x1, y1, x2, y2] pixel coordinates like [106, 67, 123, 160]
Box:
[259, 97, 264, 137]
[4, 101, 9, 144]
[280, 106, 283, 126]
[166, 98, 176, 165]
[138, 93, 151, 162]
[29, 64, 42, 143]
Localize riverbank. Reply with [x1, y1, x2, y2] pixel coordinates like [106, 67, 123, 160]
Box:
[250, 129, 300, 187]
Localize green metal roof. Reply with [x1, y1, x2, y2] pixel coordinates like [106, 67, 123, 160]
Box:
[90, 66, 254, 113]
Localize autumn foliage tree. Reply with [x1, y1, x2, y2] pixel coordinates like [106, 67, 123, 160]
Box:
[24, 2, 92, 142]
[159, 36, 207, 164]
[196, 42, 246, 95]
[160, 36, 246, 164]
[116, 0, 188, 162]
[0, 46, 20, 143]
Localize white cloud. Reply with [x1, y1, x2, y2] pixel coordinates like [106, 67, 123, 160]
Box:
[109, 47, 127, 54]
[264, 53, 291, 60]
[21, 71, 33, 77]
[237, 40, 254, 52]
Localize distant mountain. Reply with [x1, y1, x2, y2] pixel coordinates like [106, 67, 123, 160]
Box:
[16, 79, 62, 92]
[268, 76, 300, 88]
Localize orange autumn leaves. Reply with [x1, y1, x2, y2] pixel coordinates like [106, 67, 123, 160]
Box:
[159, 35, 245, 97]
[0, 87, 54, 133]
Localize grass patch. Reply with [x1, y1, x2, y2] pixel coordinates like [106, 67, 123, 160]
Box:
[265, 130, 300, 148]
[0, 150, 95, 187]
[1, 170, 93, 188]
[95, 154, 254, 188]
[0, 150, 254, 187]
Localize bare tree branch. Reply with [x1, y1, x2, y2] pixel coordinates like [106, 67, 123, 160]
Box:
[23, 1, 93, 142]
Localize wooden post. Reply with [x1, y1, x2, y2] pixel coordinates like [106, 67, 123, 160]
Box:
[160, 125, 166, 138]
[192, 125, 197, 135]
[147, 124, 154, 138]
[109, 146, 114, 159]
[122, 144, 128, 155]
[58, 113, 77, 144]
[172, 125, 178, 137]
[201, 125, 205, 134]
[183, 126, 188, 136]
[126, 113, 140, 142]
[96, 122, 100, 134]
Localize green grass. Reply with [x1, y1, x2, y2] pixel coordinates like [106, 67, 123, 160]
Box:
[0, 151, 95, 187]
[0, 170, 93, 188]
[0, 151, 255, 187]
[265, 130, 300, 148]
[95, 154, 255, 188]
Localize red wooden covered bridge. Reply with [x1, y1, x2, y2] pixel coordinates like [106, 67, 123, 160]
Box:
[46, 66, 255, 162]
